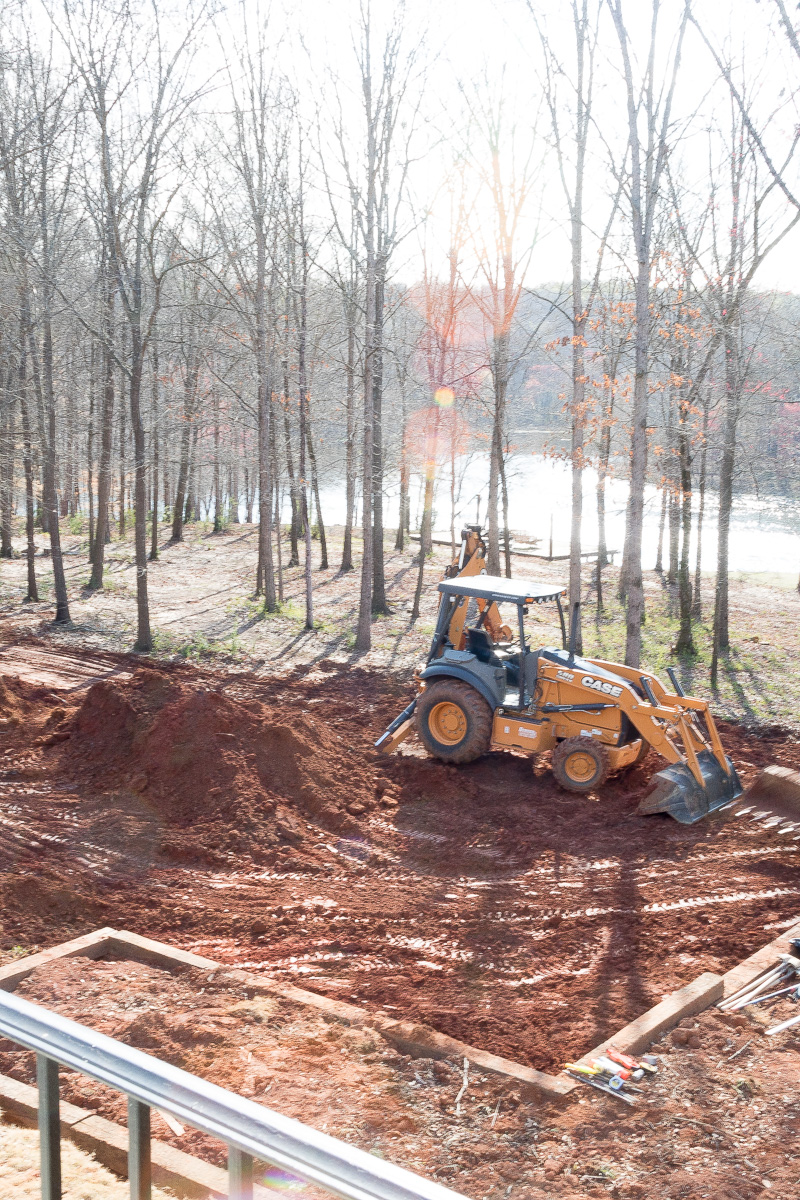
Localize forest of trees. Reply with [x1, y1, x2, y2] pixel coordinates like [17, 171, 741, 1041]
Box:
[0, 0, 799, 667]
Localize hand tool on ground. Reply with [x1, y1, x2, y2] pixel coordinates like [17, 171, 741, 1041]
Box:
[375, 525, 800, 827]
[719, 956, 800, 1010]
[728, 981, 800, 1010]
[565, 1069, 637, 1104]
[592, 1054, 632, 1079]
[766, 1010, 800, 1036]
[607, 1046, 657, 1074]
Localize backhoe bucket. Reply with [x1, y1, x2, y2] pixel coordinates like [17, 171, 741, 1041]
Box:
[721, 765, 800, 834]
[636, 750, 743, 824]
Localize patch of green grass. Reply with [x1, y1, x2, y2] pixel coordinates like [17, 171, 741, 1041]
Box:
[151, 629, 244, 662]
[582, 583, 800, 726]
[66, 514, 87, 535]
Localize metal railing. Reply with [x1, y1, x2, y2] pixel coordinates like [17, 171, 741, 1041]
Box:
[0, 990, 469, 1200]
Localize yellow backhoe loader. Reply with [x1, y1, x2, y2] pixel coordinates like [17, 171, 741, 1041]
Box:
[377, 527, 800, 828]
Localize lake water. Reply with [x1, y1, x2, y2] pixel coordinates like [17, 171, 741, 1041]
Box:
[309, 454, 800, 579]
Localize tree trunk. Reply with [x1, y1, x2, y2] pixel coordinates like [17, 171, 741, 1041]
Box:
[675, 396, 695, 655]
[245, 464, 253, 524]
[371, 271, 389, 613]
[40, 314, 70, 623]
[356, 122, 377, 653]
[150, 339, 160, 563]
[342, 316, 357, 571]
[282, 400, 301, 567]
[487, 332, 507, 575]
[711, 330, 739, 686]
[87, 347, 95, 552]
[297, 231, 313, 630]
[411, 471, 435, 622]
[0, 372, 15, 559]
[499, 452, 512, 579]
[654, 487, 667, 574]
[129, 331, 152, 652]
[256, 352, 276, 608]
[691, 389, 710, 620]
[18, 337, 38, 603]
[396, 412, 409, 552]
[170, 359, 197, 543]
[118, 381, 126, 538]
[213, 391, 222, 533]
[274, 481, 284, 603]
[667, 489, 680, 590]
[595, 415, 611, 616]
[89, 277, 115, 588]
[307, 417, 328, 570]
[230, 465, 240, 524]
[621, 255, 650, 665]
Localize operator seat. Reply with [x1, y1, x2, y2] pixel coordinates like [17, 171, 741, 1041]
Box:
[468, 627, 524, 691]
[466, 627, 503, 666]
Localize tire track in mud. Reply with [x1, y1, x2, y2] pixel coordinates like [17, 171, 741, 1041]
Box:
[1, 648, 799, 1072]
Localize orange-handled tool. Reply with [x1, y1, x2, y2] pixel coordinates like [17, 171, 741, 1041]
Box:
[591, 1055, 631, 1079]
[608, 1045, 657, 1074]
[607, 1047, 638, 1071]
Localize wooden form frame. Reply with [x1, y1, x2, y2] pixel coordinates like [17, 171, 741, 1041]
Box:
[0, 919, 799, 1195]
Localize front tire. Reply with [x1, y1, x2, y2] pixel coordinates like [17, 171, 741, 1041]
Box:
[552, 737, 610, 793]
[415, 680, 492, 764]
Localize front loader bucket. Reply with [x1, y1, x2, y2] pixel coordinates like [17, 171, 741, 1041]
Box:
[636, 750, 743, 824]
[721, 765, 800, 834]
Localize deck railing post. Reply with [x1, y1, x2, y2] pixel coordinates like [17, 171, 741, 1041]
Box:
[229, 1146, 254, 1200]
[0, 988, 469, 1200]
[37, 1054, 61, 1200]
[128, 1097, 151, 1200]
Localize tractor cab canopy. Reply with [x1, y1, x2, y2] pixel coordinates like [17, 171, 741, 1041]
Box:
[434, 575, 568, 656]
[437, 575, 566, 606]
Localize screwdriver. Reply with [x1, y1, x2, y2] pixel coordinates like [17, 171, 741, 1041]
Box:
[605, 1046, 653, 1076]
[565, 1069, 637, 1104]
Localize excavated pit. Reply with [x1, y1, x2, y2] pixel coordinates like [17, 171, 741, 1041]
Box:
[0, 654, 799, 1077]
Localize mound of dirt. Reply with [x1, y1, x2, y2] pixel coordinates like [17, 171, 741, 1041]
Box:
[62, 669, 381, 859]
[0, 674, 69, 743]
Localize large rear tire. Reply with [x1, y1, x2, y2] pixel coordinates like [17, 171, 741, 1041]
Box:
[552, 737, 610, 793]
[415, 680, 493, 764]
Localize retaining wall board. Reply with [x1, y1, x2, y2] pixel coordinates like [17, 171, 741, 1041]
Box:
[9, 917, 800, 1153]
[719, 918, 800, 999]
[0, 1071, 92, 1131]
[104, 931, 576, 1101]
[0, 927, 113, 992]
[68, 1112, 232, 1199]
[572, 971, 725, 1068]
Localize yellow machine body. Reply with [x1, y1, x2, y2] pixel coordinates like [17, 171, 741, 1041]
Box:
[375, 526, 747, 824]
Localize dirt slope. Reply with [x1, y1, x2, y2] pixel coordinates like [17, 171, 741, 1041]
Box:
[0, 652, 799, 1077]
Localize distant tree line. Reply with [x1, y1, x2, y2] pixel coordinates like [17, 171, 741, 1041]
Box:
[0, 0, 798, 663]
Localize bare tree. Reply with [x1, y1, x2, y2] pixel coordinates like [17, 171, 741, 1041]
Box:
[65, 0, 206, 650]
[0, 31, 76, 622]
[607, 0, 689, 667]
[461, 77, 541, 576]
[536, 0, 617, 646]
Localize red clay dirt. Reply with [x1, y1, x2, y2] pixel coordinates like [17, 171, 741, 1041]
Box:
[4, 941, 800, 1200]
[0, 647, 799, 1085]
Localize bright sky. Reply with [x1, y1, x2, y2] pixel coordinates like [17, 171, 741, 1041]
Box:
[285, 0, 800, 292]
[29, 0, 800, 291]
